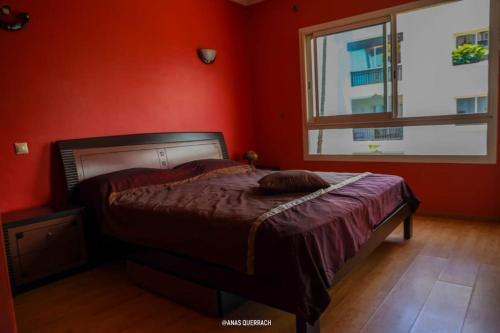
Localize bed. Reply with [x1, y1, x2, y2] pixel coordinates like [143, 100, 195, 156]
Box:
[57, 132, 419, 333]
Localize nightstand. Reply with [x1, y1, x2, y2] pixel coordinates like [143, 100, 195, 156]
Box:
[2, 207, 87, 293]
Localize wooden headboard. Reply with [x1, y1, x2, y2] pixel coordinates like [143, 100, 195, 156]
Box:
[57, 132, 228, 191]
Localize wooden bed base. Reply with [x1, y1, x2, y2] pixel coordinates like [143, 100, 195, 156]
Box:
[127, 260, 246, 317]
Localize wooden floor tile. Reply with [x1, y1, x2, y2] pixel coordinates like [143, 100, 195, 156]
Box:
[360, 255, 447, 333]
[439, 258, 479, 287]
[409, 281, 471, 333]
[462, 264, 500, 333]
[321, 238, 421, 333]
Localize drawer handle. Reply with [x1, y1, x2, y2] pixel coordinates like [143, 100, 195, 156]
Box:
[46, 232, 54, 239]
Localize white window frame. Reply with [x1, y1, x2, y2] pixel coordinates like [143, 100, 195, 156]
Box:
[299, 0, 499, 164]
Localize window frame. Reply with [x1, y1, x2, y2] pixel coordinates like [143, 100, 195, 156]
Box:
[299, 0, 499, 164]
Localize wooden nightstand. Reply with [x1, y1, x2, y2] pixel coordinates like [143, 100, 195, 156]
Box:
[2, 207, 87, 293]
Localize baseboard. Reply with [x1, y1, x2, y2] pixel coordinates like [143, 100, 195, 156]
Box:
[415, 211, 500, 222]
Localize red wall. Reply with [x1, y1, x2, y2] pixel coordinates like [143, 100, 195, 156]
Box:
[248, 0, 500, 218]
[1, 0, 499, 217]
[0, 0, 255, 213]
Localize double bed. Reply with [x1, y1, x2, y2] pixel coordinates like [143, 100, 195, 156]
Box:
[57, 132, 419, 333]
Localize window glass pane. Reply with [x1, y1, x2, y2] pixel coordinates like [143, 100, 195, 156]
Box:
[478, 31, 489, 48]
[314, 23, 390, 117]
[397, 0, 489, 117]
[353, 127, 403, 141]
[477, 96, 488, 113]
[351, 96, 384, 114]
[309, 123, 487, 156]
[456, 34, 476, 47]
[457, 98, 476, 114]
[368, 46, 384, 68]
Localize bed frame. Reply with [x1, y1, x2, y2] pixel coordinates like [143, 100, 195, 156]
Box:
[57, 131, 414, 333]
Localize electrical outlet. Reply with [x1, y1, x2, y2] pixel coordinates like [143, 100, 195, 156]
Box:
[14, 142, 29, 155]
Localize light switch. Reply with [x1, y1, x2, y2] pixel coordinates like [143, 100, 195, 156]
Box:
[14, 142, 29, 155]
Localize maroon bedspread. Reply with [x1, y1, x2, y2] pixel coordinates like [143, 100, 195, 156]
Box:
[78, 160, 419, 322]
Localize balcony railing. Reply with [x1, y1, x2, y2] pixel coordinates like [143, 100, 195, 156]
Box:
[351, 65, 402, 87]
[353, 127, 404, 141]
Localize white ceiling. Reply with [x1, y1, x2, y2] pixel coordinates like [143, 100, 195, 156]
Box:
[230, 0, 266, 6]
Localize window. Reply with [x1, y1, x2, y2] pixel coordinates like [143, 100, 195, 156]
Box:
[368, 45, 384, 68]
[454, 29, 489, 66]
[316, 23, 390, 116]
[478, 31, 489, 47]
[456, 30, 489, 48]
[457, 98, 476, 114]
[352, 96, 385, 114]
[478, 96, 488, 113]
[457, 96, 488, 114]
[348, 34, 403, 87]
[352, 95, 404, 141]
[300, 0, 498, 163]
[353, 127, 404, 141]
[456, 33, 476, 47]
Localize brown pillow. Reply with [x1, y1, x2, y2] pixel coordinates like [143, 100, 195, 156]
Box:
[258, 170, 330, 194]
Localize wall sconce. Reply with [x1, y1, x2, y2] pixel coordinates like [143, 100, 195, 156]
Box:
[197, 48, 217, 65]
[0, 5, 30, 31]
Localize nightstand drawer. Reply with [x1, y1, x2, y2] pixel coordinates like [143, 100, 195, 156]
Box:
[11, 243, 85, 285]
[11, 216, 80, 256]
